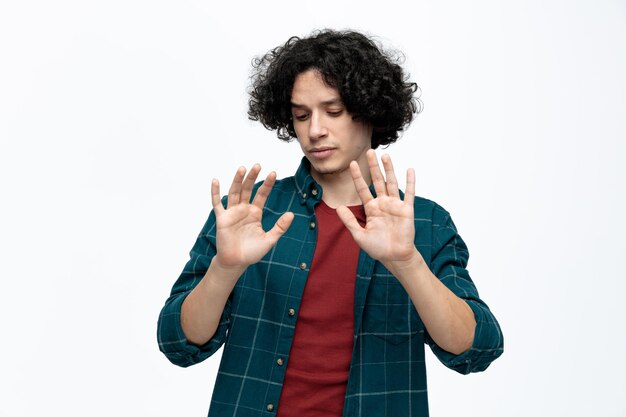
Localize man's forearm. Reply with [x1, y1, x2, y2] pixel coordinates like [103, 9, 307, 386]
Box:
[389, 251, 476, 355]
[180, 258, 243, 346]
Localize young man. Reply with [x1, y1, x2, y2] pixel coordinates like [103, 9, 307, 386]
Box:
[158, 30, 503, 417]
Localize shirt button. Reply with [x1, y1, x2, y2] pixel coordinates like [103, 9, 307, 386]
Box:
[267, 403, 275, 412]
[311, 188, 318, 196]
[309, 222, 316, 229]
[299, 262, 307, 270]
[288, 308, 295, 317]
[302, 192, 307, 199]
[277, 358, 284, 366]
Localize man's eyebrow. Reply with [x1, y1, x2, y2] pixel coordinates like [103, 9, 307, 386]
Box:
[291, 98, 343, 108]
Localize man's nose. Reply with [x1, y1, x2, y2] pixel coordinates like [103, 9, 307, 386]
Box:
[308, 111, 328, 140]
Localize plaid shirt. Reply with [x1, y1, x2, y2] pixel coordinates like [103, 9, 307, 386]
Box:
[158, 159, 504, 417]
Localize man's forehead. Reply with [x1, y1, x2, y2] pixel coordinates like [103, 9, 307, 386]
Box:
[290, 69, 342, 105]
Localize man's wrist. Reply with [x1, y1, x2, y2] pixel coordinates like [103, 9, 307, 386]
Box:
[205, 257, 246, 292]
[387, 249, 428, 285]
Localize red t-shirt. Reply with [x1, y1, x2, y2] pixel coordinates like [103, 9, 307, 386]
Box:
[277, 200, 366, 417]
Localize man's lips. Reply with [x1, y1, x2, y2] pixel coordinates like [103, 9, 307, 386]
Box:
[308, 147, 336, 159]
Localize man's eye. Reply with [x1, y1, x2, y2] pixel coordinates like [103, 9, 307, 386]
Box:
[294, 114, 309, 121]
[327, 110, 343, 117]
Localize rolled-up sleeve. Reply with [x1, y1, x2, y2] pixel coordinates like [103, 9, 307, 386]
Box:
[157, 209, 231, 367]
[426, 207, 504, 374]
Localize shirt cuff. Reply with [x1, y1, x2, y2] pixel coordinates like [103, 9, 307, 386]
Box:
[428, 299, 504, 374]
[157, 292, 229, 367]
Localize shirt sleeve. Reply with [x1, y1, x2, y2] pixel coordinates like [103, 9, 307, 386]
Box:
[425, 206, 504, 374]
[157, 208, 232, 368]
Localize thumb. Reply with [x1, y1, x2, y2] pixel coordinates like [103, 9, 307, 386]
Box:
[336, 206, 363, 242]
[266, 212, 295, 244]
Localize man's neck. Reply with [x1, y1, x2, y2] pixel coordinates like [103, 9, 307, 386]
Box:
[312, 166, 371, 209]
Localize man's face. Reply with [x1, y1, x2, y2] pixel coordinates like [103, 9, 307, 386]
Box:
[291, 69, 372, 183]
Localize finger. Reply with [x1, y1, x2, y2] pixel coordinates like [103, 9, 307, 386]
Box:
[404, 168, 415, 206]
[349, 161, 374, 205]
[381, 154, 400, 198]
[252, 171, 277, 210]
[367, 149, 387, 197]
[336, 205, 364, 244]
[211, 178, 225, 214]
[265, 211, 294, 245]
[240, 163, 261, 204]
[227, 166, 246, 208]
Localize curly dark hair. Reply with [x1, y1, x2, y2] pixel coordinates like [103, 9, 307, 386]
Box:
[248, 29, 422, 149]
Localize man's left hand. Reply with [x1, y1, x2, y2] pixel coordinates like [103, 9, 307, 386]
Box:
[337, 150, 423, 277]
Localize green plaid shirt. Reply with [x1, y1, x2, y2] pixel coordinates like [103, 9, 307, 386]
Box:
[158, 158, 503, 417]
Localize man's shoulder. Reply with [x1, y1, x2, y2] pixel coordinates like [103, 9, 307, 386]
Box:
[248, 174, 300, 211]
[412, 195, 450, 223]
[272, 174, 299, 191]
[251, 174, 298, 194]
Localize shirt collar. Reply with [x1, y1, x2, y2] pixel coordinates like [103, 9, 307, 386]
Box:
[294, 157, 322, 206]
[292, 156, 381, 206]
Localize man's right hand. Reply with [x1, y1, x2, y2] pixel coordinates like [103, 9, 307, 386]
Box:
[181, 165, 293, 346]
[210, 164, 294, 278]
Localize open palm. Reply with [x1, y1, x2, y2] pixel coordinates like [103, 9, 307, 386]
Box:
[211, 165, 294, 271]
[337, 151, 419, 268]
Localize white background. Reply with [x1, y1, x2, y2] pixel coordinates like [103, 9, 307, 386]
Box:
[1, 1, 625, 416]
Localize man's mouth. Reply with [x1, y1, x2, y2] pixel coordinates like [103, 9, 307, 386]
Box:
[308, 147, 336, 159]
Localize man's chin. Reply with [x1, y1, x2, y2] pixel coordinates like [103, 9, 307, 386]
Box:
[309, 161, 350, 178]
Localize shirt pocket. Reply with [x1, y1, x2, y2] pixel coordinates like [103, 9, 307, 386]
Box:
[362, 273, 423, 345]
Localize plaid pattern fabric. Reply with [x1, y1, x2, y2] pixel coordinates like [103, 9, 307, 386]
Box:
[158, 158, 504, 417]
